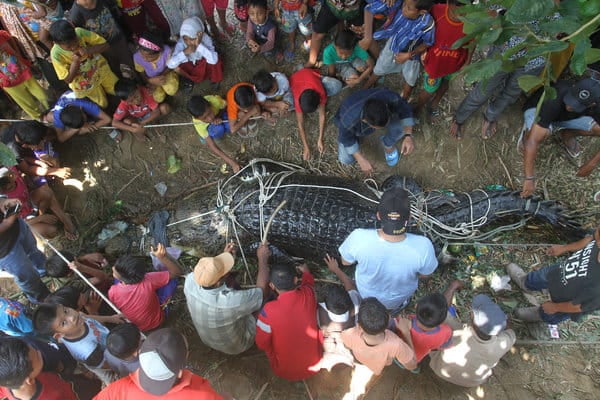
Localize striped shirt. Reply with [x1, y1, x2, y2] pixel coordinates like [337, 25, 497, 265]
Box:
[369, 0, 435, 55]
[183, 274, 263, 355]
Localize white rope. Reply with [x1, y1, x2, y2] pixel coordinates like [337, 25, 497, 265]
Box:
[33, 232, 124, 317]
[166, 209, 218, 227]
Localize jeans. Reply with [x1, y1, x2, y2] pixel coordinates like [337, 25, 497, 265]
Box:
[321, 76, 343, 97]
[523, 108, 597, 132]
[454, 65, 544, 124]
[525, 263, 573, 324]
[0, 219, 49, 302]
[337, 117, 413, 164]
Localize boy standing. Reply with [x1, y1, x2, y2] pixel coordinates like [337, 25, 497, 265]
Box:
[255, 263, 323, 381]
[363, 0, 435, 99]
[49, 20, 118, 108]
[289, 68, 342, 160]
[274, 0, 312, 61]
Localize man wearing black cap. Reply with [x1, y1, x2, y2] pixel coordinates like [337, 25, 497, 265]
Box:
[519, 78, 600, 197]
[338, 187, 438, 314]
[93, 328, 232, 399]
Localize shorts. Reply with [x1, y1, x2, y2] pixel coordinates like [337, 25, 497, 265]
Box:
[423, 71, 453, 93]
[523, 107, 597, 133]
[373, 39, 420, 86]
[234, 2, 249, 22]
[336, 58, 368, 81]
[313, 2, 363, 34]
[280, 8, 313, 36]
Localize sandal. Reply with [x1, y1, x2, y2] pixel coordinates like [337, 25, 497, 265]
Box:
[449, 119, 463, 140]
[284, 47, 295, 63]
[560, 135, 582, 158]
[481, 117, 497, 140]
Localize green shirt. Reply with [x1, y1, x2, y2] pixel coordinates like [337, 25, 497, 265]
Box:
[322, 44, 369, 65]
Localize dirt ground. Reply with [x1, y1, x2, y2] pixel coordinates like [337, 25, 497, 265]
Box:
[9, 27, 600, 399]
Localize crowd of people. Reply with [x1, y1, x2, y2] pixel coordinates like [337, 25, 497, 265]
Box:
[0, 0, 600, 399]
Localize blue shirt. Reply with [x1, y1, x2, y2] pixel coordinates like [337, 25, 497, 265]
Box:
[334, 88, 414, 147]
[52, 91, 102, 130]
[0, 297, 33, 336]
[369, 0, 435, 55]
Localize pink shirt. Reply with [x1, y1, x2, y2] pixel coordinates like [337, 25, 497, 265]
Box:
[108, 271, 169, 331]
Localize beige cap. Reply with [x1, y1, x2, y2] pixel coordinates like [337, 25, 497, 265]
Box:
[193, 252, 235, 287]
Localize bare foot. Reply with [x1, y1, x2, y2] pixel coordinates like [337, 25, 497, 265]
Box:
[449, 120, 463, 140]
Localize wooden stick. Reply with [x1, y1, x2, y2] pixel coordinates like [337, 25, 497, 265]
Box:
[261, 200, 287, 244]
[497, 155, 514, 190]
[115, 171, 143, 197]
[516, 339, 600, 346]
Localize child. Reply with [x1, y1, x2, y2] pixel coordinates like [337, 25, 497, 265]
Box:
[44, 251, 111, 293]
[200, 0, 235, 40]
[112, 79, 171, 142]
[45, 285, 105, 316]
[340, 297, 416, 398]
[234, 0, 250, 37]
[108, 243, 182, 331]
[414, 0, 471, 119]
[395, 293, 453, 371]
[49, 20, 118, 108]
[274, 0, 312, 62]
[246, 0, 282, 62]
[363, 0, 435, 99]
[0, 30, 49, 119]
[167, 17, 223, 93]
[318, 254, 361, 369]
[0, 297, 33, 336]
[69, 0, 134, 78]
[14, 0, 63, 52]
[32, 303, 124, 384]
[323, 29, 373, 88]
[41, 90, 112, 143]
[0, 166, 77, 240]
[289, 68, 342, 160]
[252, 69, 293, 115]
[104, 323, 141, 378]
[226, 82, 264, 138]
[0, 337, 78, 400]
[133, 32, 179, 103]
[188, 94, 241, 173]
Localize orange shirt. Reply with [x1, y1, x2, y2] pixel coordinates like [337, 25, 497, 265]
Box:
[226, 82, 255, 122]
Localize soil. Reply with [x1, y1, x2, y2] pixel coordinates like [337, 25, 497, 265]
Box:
[8, 29, 600, 399]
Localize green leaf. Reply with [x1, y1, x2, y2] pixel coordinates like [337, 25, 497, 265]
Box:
[518, 75, 544, 92]
[463, 59, 503, 85]
[525, 40, 569, 58]
[570, 38, 591, 75]
[479, 26, 504, 46]
[585, 47, 600, 65]
[581, 0, 600, 17]
[0, 143, 16, 167]
[506, 0, 555, 24]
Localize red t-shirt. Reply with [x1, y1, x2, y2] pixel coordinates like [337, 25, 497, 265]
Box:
[422, 4, 469, 79]
[408, 315, 453, 363]
[0, 372, 78, 400]
[108, 271, 170, 331]
[255, 270, 323, 381]
[0, 30, 32, 88]
[290, 69, 327, 114]
[93, 370, 223, 400]
[226, 82, 255, 122]
[113, 87, 158, 121]
[3, 166, 34, 217]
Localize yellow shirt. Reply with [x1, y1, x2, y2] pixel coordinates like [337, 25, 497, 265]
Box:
[51, 28, 109, 92]
[192, 95, 226, 139]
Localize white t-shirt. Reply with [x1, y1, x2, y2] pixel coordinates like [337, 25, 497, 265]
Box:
[255, 72, 291, 103]
[339, 229, 438, 309]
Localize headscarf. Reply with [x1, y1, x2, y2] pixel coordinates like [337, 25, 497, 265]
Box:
[179, 16, 205, 39]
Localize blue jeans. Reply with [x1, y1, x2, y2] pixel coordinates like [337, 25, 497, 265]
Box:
[337, 117, 413, 164]
[525, 263, 573, 324]
[0, 219, 49, 302]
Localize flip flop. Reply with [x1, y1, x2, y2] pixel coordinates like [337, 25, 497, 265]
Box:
[560, 135, 582, 158]
[284, 48, 295, 62]
[481, 118, 497, 140]
[64, 225, 79, 241]
[108, 129, 122, 144]
[449, 119, 463, 140]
